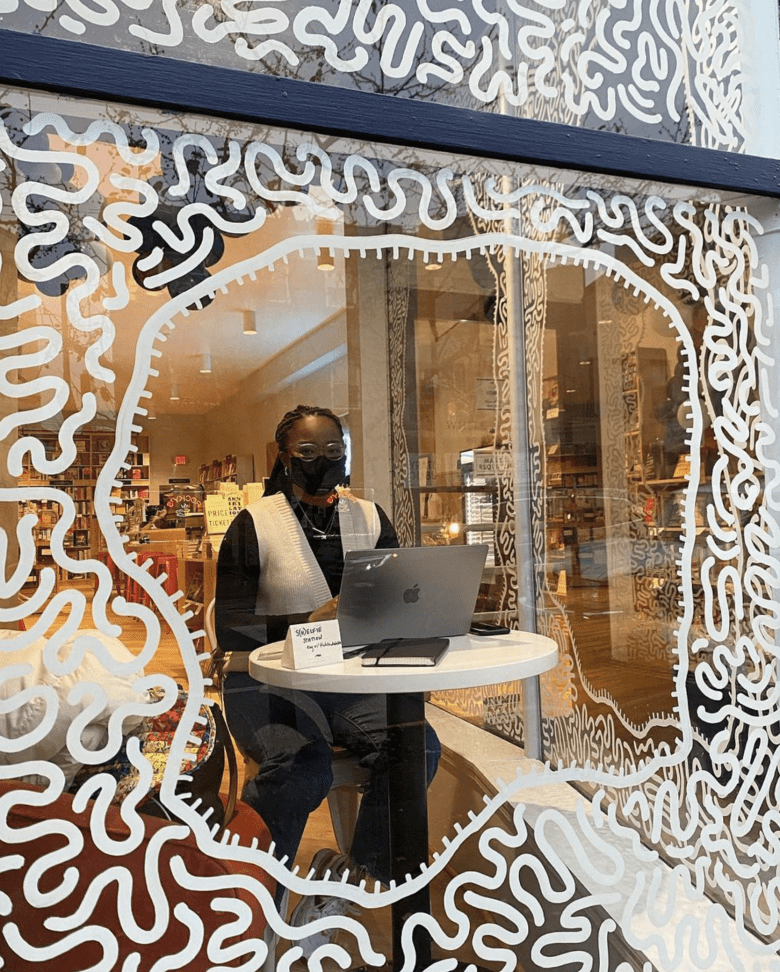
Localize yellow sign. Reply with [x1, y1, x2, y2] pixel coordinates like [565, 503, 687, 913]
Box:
[204, 493, 243, 537]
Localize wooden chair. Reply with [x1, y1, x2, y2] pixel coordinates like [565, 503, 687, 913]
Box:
[0, 625, 279, 969]
[125, 550, 179, 630]
[204, 599, 369, 855]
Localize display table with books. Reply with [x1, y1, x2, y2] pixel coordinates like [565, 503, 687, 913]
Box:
[249, 630, 558, 972]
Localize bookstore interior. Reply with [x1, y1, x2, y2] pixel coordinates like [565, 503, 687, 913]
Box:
[14, 194, 703, 740]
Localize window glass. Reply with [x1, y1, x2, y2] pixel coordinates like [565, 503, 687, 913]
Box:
[0, 87, 777, 970]
[1, 0, 746, 149]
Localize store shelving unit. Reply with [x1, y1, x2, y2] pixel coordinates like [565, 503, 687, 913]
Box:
[543, 376, 605, 587]
[198, 454, 254, 493]
[19, 430, 151, 586]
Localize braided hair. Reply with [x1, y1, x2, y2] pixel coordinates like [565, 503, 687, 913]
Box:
[274, 405, 344, 451]
[266, 405, 345, 495]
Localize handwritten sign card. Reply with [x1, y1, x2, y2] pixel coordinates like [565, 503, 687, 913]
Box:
[281, 620, 343, 670]
[204, 493, 243, 536]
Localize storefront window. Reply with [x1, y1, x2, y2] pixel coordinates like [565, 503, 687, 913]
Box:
[1, 86, 778, 969]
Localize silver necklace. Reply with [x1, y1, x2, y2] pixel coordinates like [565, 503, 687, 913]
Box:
[298, 501, 337, 539]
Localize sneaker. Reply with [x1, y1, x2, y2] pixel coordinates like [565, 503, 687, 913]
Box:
[289, 849, 359, 957]
[307, 847, 383, 889]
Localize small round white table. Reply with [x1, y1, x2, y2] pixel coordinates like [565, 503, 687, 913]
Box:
[248, 630, 557, 695]
[249, 631, 558, 971]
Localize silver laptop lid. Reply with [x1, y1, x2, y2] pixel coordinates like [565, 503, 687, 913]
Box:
[336, 545, 489, 647]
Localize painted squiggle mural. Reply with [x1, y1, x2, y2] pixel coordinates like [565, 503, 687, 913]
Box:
[0, 100, 777, 971]
[0, 0, 745, 150]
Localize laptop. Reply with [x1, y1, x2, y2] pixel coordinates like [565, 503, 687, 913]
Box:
[336, 544, 489, 647]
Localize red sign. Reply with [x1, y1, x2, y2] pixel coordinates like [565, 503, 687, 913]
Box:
[174, 455, 187, 465]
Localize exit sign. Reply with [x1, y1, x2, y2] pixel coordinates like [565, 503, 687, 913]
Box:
[174, 455, 187, 465]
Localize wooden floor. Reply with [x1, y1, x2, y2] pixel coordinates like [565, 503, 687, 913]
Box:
[562, 583, 677, 725]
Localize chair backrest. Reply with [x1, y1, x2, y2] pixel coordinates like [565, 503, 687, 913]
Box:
[203, 597, 239, 826]
[204, 596, 227, 696]
[205, 596, 218, 653]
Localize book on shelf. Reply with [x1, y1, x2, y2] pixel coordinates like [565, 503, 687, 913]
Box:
[672, 455, 692, 479]
[184, 573, 204, 605]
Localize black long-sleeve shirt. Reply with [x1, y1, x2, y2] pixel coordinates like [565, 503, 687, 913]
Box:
[215, 497, 398, 653]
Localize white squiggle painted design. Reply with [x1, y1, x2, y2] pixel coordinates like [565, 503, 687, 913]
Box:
[537, 205, 780, 945]
[1, 0, 746, 149]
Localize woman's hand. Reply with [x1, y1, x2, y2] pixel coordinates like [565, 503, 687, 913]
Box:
[308, 596, 339, 622]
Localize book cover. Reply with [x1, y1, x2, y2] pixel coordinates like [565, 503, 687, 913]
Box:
[360, 637, 450, 667]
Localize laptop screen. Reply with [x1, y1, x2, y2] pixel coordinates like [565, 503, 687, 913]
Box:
[336, 545, 488, 647]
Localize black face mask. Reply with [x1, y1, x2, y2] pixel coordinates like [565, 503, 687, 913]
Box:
[288, 455, 347, 495]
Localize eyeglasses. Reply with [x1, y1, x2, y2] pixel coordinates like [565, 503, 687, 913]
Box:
[288, 442, 346, 462]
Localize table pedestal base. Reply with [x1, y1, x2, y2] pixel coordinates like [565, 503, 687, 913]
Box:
[387, 691, 430, 972]
[384, 694, 505, 972]
[386, 692, 431, 972]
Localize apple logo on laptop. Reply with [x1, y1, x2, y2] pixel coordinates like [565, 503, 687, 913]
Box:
[403, 584, 420, 604]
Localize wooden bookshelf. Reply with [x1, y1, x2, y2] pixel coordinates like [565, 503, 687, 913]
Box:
[19, 430, 151, 578]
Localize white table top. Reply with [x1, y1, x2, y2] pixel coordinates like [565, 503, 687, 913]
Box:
[248, 630, 558, 694]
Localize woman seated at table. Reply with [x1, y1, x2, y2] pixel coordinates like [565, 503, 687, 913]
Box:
[215, 405, 440, 928]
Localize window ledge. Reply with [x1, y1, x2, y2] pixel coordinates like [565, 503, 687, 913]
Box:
[425, 704, 764, 972]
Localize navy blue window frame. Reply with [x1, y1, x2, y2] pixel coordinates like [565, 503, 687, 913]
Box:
[1, 29, 780, 198]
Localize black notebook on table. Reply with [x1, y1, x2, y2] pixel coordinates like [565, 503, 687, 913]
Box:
[360, 637, 450, 667]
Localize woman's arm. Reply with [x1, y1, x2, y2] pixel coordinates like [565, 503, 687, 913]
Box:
[376, 505, 399, 549]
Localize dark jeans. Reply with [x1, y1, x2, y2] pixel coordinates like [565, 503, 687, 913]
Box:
[223, 672, 440, 885]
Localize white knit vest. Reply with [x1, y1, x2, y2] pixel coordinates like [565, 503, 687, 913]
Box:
[245, 493, 382, 616]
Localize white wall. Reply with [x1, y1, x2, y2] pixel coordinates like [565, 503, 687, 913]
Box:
[201, 313, 349, 481]
[148, 414, 206, 501]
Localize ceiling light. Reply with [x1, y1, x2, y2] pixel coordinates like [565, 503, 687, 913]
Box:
[316, 216, 336, 271]
[317, 250, 335, 272]
[148, 409, 157, 420]
[200, 353, 212, 374]
[242, 310, 257, 335]
[170, 384, 180, 401]
[424, 253, 442, 270]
